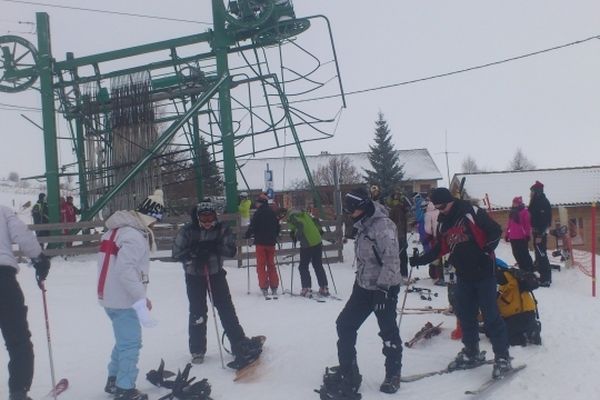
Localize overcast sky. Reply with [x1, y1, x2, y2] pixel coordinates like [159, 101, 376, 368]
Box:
[1, 0, 599, 187]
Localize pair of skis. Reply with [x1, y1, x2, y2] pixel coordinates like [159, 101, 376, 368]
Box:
[401, 359, 526, 396]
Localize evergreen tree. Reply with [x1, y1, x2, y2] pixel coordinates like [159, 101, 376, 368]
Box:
[197, 138, 223, 196]
[363, 112, 404, 196]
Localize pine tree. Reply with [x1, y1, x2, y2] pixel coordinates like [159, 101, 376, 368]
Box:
[197, 138, 223, 196]
[363, 112, 404, 196]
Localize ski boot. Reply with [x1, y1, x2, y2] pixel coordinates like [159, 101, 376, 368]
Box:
[9, 392, 32, 400]
[379, 371, 401, 394]
[191, 353, 205, 364]
[114, 387, 148, 400]
[104, 376, 117, 394]
[318, 364, 362, 400]
[492, 356, 512, 379]
[447, 345, 486, 371]
[227, 336, 265, 370]
[300, 287, 312, 297]
[319, 287, 330, 297]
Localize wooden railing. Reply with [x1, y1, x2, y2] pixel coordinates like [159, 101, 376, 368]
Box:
[22, 214, 344, 265]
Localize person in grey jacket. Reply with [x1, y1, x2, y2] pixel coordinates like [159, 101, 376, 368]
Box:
[319, 188, 403, 399]
[172, 199, 264, 369]
[0, 205, 50, 400]
[97, 189, 164, 400]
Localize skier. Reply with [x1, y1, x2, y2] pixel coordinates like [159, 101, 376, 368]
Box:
[286, 209, 329, 297]
[409, 187, 512, 379]
[528, 181, 552, 286]
[238, 191, 251, 227]
[386, 189, 410, 279]
[504, 196, 534, 272]
[319, 188, 403, 398]
[31, 193, 49, 247]
[0, 205, 51, 400]
[97, 189, 165, 400]
[244, 193, 280, 297]
[495, 260, 542, 346]
[172, 199, 264, 368]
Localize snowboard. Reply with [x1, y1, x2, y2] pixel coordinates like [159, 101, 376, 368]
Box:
[231, 335, 267, 382]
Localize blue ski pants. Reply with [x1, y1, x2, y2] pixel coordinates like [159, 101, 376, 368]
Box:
[105, 308, 142, 390]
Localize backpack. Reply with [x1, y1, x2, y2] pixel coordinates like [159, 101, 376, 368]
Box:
[508, 268, 540, 292]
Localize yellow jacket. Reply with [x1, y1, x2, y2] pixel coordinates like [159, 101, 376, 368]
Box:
[238, 199, 251, 219]
[497, 270, 536, 318]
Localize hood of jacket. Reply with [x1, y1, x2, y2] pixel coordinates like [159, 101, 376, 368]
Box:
[105, 210, 151, 233]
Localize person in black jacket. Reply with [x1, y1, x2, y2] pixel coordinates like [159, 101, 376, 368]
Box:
[244, 193, 280, 297]
[172, 199, 263, 367]
[31, 193, 49, 247]
[409, 188, 512, 379]
[528, 180, 552, 287]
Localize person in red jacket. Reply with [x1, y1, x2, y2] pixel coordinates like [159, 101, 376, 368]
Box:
[61, 196, 80, 247]
[505, 196, 534, 272]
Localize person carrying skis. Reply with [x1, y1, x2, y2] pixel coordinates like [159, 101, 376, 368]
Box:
[172, 199, 264, 368]
[528, 181, 552, 287]
[0, 205, 50, 400]
[97, 189, 164, 400]
[505, 196, 534, 272]
[318, 188, 403, 398]
[409, 187, 512, 379]
[286, 209, 329, 297]
[244, 193, 280, 297]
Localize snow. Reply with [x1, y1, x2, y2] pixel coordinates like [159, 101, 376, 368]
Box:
[1, 238, 599, 400]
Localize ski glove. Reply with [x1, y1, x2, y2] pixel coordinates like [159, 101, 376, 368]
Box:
[409, 255, 422, 267]
[133, 298, 158, 328]
[373, 288, 389, 312]
[32, 253, 51, 288]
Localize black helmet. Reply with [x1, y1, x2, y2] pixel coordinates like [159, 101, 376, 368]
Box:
[343, 188, 370, 214]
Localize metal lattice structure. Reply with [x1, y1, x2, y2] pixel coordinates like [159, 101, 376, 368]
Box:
[0, 0, 345, 220]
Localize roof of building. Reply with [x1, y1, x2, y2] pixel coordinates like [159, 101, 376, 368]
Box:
[237, 149, 443, 191]
[452, 166, 600, 209]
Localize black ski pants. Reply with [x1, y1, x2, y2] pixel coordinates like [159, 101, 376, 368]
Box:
[0, 266, 34, 393]
[533, 232, 552, 283]
[185, 269, 246, 355]
[336, 282, 402, 376]
[399, 239, 408, 277]
[510, 239, 534, 272]
[298, 243, 328, 289]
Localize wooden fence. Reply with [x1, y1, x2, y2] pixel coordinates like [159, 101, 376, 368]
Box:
[22, 214, 344, 265]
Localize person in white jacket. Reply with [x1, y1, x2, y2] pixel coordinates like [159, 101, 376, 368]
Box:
[97, 190, 164, 400]
[0, 205, 50, 400]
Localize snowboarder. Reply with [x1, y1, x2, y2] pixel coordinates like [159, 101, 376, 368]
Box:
[172, 199, 264, 368]
[244, 193, 280, 297]
[409, 187, 512, 379]
[0, 205, 51, 400]
[318, 188, 403, 398]
[528, 181, 552, 286]
[286, 209, 329, 297]
[505, 196, 534, 272]
[97, 189, 164, 400]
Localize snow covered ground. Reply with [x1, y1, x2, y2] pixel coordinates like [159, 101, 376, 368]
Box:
[1, 238, 599, 400]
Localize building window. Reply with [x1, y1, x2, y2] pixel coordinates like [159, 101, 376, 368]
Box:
[419, 184, 432, 193]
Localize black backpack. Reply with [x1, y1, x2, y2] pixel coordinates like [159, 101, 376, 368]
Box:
[508, 268, 540, 292]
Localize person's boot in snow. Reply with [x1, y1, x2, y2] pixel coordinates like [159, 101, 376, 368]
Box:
[104, 376, 117, 394]
[448, 344, 486, 371]
[191, 353, 205, 364]
[319, 364, 362, 399]
[492, 356, 512, 379]
[379, 370, 401, 394]
[114, 387, 148, 400]
[9, 391, 32, 400]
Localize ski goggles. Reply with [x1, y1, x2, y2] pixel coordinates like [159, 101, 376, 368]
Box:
[198, 212, 217, 224]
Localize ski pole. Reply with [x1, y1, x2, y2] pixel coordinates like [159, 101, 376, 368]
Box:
[246, 239, 251, 295]
[397, 248, 419, 327]
[40, 282, 58, 400]
[275, 242, 285, 292]
[322, 245, 338, 295]
[290, 242, 296, 294]
[204, 266, 225, 369]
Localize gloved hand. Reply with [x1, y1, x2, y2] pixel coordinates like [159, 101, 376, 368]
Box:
[132, 298, 158, 328]
[409, 255, 422, 267]
[32, 253, 50, 288]
[373, 288, 388, 312]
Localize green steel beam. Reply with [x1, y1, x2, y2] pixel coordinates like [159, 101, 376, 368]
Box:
[36, 12, 61, 224]
[82, 72, 229, 220]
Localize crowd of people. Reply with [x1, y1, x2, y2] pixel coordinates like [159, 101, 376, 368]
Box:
[1, 181, 554, 400]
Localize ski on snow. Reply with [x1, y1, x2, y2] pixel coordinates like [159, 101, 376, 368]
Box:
[401, 359, 494, 383]
[464, 364, 526, 396]
[43, 378, 69, 399]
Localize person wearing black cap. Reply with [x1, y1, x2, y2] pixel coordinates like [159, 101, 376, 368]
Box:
[318, 187, 403, 397]
[409, 187, 512, 380]
[528, 181, 552, 287]
[172, 199, 264, 370]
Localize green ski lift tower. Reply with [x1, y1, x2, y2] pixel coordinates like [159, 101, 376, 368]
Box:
[0, 0, 345, 221]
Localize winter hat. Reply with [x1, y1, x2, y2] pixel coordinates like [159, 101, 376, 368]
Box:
[344, 187, 370, 214]
[196, 198, 216, 216]
[530, 180, 544, 192]
[429, 188, 455, 206]
[135, 189, 165, 225]
[512, 196, 523, 206]
[240, 191, 248, 198]
[38, 193, 46, 201]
